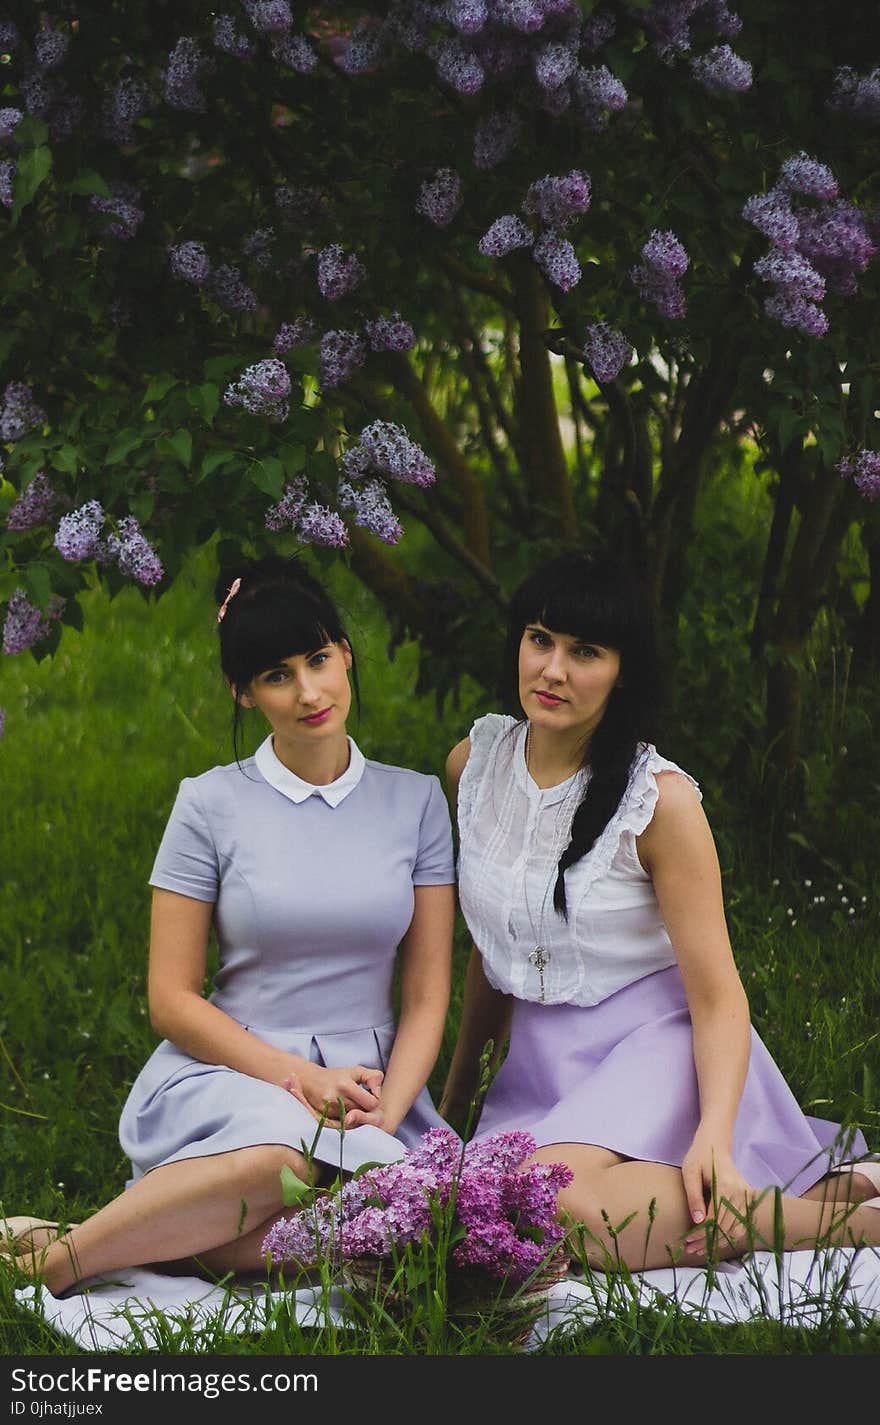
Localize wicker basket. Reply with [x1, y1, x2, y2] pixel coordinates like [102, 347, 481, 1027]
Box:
[343, 1253, 567, 1348]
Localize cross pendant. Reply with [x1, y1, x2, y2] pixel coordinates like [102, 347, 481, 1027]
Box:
[528, 945, 550, 1003]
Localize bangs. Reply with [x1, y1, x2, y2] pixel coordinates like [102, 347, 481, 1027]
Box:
[233, 593, 342, 682]
[518, 585, 632, 652]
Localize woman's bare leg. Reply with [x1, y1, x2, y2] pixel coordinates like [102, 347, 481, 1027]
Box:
[532, 1145, 880, 1272]
[15, 1144, 316, 1296]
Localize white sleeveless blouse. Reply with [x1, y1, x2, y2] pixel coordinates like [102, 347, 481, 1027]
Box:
[456, 714, 702, 1007]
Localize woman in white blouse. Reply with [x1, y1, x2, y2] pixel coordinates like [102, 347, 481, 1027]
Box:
[440, 550, 880, 1270]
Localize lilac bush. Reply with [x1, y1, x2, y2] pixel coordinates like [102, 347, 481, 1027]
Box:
[0, 1, 877, 771]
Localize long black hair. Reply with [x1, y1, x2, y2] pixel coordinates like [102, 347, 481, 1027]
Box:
[503, 549, 661, 917]
[214, 554, 359, 765]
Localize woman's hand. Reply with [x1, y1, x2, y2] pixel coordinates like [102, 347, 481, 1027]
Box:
[283, 1062, 384, 1126]
[681, 1129, 755, 1256]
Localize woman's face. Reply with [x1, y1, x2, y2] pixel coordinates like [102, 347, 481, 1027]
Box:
[518, 623, 621, 741]
[237, 640, 353, 748]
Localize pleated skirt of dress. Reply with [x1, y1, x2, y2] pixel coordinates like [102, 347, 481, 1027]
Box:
[119, 1018, 453, 1183]
[473, 965, 867, 1197]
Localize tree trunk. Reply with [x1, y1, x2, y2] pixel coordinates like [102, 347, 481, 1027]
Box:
[511, 261, 576, 540]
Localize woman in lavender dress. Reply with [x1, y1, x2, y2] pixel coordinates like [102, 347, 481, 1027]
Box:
[6, 555, 455, 1293]
[440, 550, 880, 1271]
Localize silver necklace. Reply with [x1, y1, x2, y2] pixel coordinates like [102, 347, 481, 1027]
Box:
[521, 726, 555, 1003]
[521, 725, 587, 1001]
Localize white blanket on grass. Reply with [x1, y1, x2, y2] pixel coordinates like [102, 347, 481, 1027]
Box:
[15, 1246, 880, 1353]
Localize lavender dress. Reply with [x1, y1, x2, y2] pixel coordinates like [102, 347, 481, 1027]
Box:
[458, 716, 867, 1194]
[119, 735, 456, 1180]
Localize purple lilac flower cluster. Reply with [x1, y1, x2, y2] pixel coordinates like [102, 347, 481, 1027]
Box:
[261, 1128, 572, 1285]
[54, 500, 107, 562]
[297, 503, 349, 547]
[365, 314, 416, 352]
[272, 33, 318, 72]
[473, 110, 520, 170]
[523, 170, 591, 229]
[53, 502, 163, 585]
[644, 0, 746, 68]
[102, 77, 154, 144]
[582, 321, 633, 383]
[0, 106, 22, 144]
[209, 263, 258, 313]
[33, 28, 70, 72]
[317, 245, 366, 301]
[169, 240, 212, 285]
[243, 227, 275, 270]
[2, 587, 65, 656]
[319, 330, 367, 388]
[244, 0, 294, 34]
[273, 318, 316, 353]
[89, 184, 145, 241]
[224, 358, 291, 421]
[630, 228, 689, 319]
[106, 516, 164, 587]
[829, 67, 880, 124]
[263, 478, 352, 550]
[213, 15, 254, 60]
[342, 421, 435, 487]
[0, 381, 46, 442]
[478, 214, 533, 257]
[690, 42, 751, 92]
[5, 472, 58, 531]
[416, 168, 463, 228]
[533, 231, 581, 290]
[837, 450, 880, 501]
[335, 19, 386, 75]
[571, 64, 628, 130]
[164, 37, 212, 112]
[264, 477, 308, 532]
[0, 157, 15, 208]
[337, 478, 404, 544]
[743, 154, 877, 337]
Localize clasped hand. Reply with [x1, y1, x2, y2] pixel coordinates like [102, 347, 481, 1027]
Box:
[283, 1061, 386, 1132]
[681, 1130, 756, 1257]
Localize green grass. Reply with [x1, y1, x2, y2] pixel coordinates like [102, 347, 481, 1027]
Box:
[0, 541, 877, 1356]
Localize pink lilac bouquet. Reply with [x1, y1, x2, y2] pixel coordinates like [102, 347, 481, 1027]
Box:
[262, 1128, 573, 1288]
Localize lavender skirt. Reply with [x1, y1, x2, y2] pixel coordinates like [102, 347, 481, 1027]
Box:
[473, 966, 868, 1197]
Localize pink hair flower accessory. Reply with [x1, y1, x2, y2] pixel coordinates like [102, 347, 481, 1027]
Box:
[217, 576, 242, 622]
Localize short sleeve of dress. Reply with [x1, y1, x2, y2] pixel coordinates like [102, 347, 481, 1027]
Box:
[412, 775, 455, 885]
[149, 777, 220, 903]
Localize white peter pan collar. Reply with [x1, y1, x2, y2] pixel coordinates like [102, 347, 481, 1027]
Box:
[254, 733, 365, 807]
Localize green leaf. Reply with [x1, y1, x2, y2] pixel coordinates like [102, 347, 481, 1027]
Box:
[62, 170, 112, 198]
[50, 444, 81, 476]
[282, 444, 307, 477]
[105, 429, 144, 465]
[166, 429, 193, 469]
[280, 1164, 312, 1208]
[247, 456, 285, 499]
[187, 383, 220, 426]
[22, 563, 52, 610]
[142, 373, 179, 406]
[13, 115, 48, 148]
[199, 449, 237, 483]
[11, 146, 52, 221]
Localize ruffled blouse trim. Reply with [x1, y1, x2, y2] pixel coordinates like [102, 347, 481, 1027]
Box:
[572, 743, 701, 897]
[456, 712, 516, 840]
